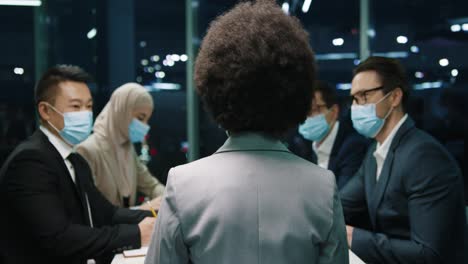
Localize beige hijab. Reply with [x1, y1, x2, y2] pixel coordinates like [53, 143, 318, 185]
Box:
[93, 83, 154, 198]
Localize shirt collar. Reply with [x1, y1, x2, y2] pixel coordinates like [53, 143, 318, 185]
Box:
[216, 132, 290, 153]
[40, 125, 73, 160]
[313, 121, 340, 156]
[374, 114, 408, 160]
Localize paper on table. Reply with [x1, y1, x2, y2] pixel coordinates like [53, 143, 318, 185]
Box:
[123, 247, 148, 258]
[349, 249, 365, 264]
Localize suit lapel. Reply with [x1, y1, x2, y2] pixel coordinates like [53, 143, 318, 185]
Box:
[364, 143, 378, 228]
[369, 151, 394, 226]
[368, 118, 415, 227]
[68, 154, 93, 226]
[310, 149, 318, 164]
[328, 123, 345, 171]
[36, 130, 89, 224]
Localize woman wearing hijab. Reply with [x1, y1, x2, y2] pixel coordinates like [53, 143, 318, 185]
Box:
[77, 83, 164, 209]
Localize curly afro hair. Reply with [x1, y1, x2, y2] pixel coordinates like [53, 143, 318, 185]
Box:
[194, 0, 316, 136]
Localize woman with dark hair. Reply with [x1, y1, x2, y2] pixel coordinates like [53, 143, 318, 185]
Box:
[145, 1, 348, 263]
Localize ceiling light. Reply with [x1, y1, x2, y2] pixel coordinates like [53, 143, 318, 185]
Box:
[171, 54, 180, 62]
[451, 24, 461, 32]
[414, 71, 424, 79]
[302, 0, 312, 13]
[14, 67, 24, 75]
[332, 38, 344, 46]
[87, 28, 97, 39]
[462, 23, 468, 31]
[410, 45, 419, 53]
[281, 2, 289, 14]
[0, 0, 41, 6]
[396, 36, 408, 44]
[439, 58, 449, 67]
[155, 71, 166, 79]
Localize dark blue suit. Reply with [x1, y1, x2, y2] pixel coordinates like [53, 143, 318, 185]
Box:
[288, 121, 369, 189]
[341, 117, 466, 263]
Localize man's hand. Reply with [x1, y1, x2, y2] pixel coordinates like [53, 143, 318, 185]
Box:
[138, 217, 156, 246]
[139, 196, 163, 211]
[346, 225, 354, 248]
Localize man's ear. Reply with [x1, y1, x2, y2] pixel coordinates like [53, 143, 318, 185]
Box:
[391, 88, 403, 108]
[37, 102, 51, 121]
[331, 104, 340, 119]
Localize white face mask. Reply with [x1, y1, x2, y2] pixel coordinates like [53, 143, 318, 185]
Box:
[128, 118, 150, 143]
[47, 103, 93, 145]
[298, 110, 331, 142]
[351, 92, 393, 138]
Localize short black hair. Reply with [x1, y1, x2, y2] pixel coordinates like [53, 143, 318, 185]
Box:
[354, 56, 409, 110]
[195, 0, 316, 136]
[314, 80, 337, 108]
[35, 65, 92, 106]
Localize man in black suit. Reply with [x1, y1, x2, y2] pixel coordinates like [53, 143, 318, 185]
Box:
[289, 81, 369, 189]
[0, 65, 156, 264]
[341, 56, 466, 263]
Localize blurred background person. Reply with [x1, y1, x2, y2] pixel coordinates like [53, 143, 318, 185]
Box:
[289, 80, 369, 189]
[145, 1, 348, 263]
[77, 83, 165, 209]
[341, 56, 465, 263]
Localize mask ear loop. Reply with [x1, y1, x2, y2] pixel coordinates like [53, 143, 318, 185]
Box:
[43, 103, 65, 134]
[45, 102, 64, 117]
[309, 107, 330, 119]
[377, 91, 395, 120]
[322, 107, 337, 129]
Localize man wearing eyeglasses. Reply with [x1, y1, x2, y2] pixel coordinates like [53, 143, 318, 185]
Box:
[341, 56, 466, 263]
[290, 81, 369, 189]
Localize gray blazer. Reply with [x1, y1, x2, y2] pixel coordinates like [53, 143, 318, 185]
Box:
[145, 133, 348, 264]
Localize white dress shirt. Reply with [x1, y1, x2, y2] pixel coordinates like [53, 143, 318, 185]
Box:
[373, 114, 408, 180]
[313, 121, 340, 169]
[40, 126, 75, 182]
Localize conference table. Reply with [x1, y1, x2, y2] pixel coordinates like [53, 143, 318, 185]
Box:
[111, 249, 365, 264]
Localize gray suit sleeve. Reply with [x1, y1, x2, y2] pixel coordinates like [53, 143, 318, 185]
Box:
[318, 184, 349, 264]
[145, 170, 190, 264]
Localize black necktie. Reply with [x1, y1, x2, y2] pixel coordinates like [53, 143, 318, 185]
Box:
[67, 153, 93, 226]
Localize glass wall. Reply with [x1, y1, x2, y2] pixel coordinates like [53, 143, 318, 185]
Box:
[371, 0, 467, 188]
[0, 0, 466, 195]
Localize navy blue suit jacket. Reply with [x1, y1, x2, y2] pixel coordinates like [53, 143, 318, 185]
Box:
[288, 121, 369, 189]
[341, 117, 466, 263]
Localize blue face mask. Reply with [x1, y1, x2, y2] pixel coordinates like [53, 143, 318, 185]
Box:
[129, 118, 150, 143]
[351, 92, 393, 138]
[47, 104, 93, 145]
[298, 113, 330, 142]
